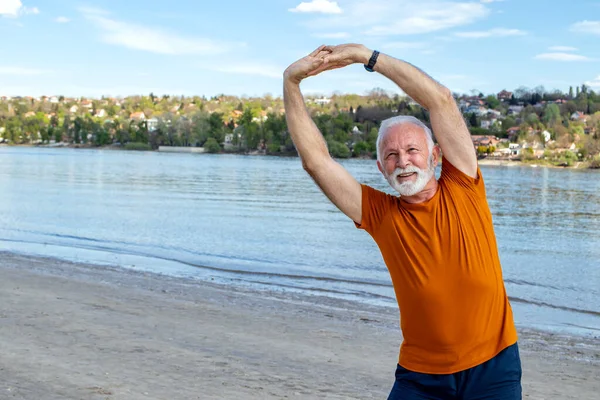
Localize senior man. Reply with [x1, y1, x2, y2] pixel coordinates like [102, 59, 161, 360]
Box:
[283, 44, 521, 400]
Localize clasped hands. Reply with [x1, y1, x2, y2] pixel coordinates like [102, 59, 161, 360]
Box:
[283, 44, 373, 85]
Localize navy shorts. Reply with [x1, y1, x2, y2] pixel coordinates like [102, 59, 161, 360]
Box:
[388, 342, 522, 400]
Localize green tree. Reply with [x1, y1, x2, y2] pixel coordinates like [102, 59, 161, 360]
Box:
[204, 137, 221, 153]
[485, 95, 500, 109]
[327, 140, 351, 158]
[208, 112, 226, 143]
[543, 104, 561, 126]
[469, 113, 478, 127]
[239, 108, 260, 150]
[6, 117, 22, 143]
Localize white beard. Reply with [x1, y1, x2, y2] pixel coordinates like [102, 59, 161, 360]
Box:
[386, 156, 435, 197]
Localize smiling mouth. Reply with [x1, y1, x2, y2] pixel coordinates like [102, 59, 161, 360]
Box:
[397, 172, 416, 179]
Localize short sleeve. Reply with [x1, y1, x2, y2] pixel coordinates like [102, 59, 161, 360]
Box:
[354, 184, 395, 234]
[440, 158, 487, 198]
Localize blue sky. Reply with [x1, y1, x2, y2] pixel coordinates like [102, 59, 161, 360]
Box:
[1, 0, 600, 98]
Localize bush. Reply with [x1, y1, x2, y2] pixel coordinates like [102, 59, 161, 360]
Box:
[563, 150, 577, 161]
[266, 143, 281, 154]
[590, 155, 600, 169]
[352, 141, 369, 157]
[204, 137, 221, 153]
[327, 140, 351, 158]
[124, 142, 152, 151]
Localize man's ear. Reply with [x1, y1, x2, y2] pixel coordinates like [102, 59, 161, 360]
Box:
[432, 145, 441, 166]
[377, 160, 384, 175]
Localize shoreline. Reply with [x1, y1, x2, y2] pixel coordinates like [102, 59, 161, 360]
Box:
[0, 252, 598, 399]
[2, 144, 598, 170]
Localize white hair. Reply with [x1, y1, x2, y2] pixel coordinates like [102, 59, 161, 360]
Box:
[376, 116, 435, 164]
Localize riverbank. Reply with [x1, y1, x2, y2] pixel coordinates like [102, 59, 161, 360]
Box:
[477, 157, 596, 169]
[0, 252, 598, 399]
[4, 143, 599, 169]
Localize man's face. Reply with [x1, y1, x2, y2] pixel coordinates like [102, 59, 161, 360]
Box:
[377, 125, 438, 197]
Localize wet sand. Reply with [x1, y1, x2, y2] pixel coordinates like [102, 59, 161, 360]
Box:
[0, 252, 598, 399]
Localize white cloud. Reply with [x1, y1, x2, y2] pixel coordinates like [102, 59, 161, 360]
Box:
[455, 28, 526, 38]
[0, 66, 47, 75]
[570, 20, 600, 35]
[311, 32, 349, 38]
[81, 8, 232, 55]
[289, 0, 342, 14]
[480, 0, 504, 3]
[200, 63, 283, 79]
[585, 76, 600, 87]
[0, 1, 39, 17]
[534, 53, 592, 62]
[0, 0, 22, 16]
[55, 16, 70, 23]
[548, 46, 577, 52]
[303, 1, 490, 36]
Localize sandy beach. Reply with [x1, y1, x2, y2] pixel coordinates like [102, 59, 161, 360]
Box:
[0, 252, 598, 400]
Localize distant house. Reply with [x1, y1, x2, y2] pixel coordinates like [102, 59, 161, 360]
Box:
[554, 143, 577, 153]
[466, 105, 487, 116]
[509, 143, 521, 156]
[130, 112, 146, 121]
[570, 111, 587, 122]
[480, 119, 499, 130]
[230, 110, 243, 120]
[471, 135, 500, 147]
[81, 100, 93, 109]
[94, 109, 107, 118]
[69, 105, 78, 113]
[458, 99, 470, 112]
[49, 96, 59, 103]
[541, 130, 552, 143]
[497, 90, 513, 101]
[147, 117, 159, 132]
[24, 111, 36, 118]
[507, 105, 524, 115]
[313, 97, 331, 105]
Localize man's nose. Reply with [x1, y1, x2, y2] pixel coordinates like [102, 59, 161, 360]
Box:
[395, 155, 410, 169]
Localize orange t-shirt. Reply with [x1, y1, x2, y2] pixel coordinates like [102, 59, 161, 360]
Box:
[357, 159, 517, 374]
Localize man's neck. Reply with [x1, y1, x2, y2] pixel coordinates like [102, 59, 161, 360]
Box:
[401, 178, 439, 204]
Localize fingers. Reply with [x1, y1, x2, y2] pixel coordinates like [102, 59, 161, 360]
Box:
[309, 45, 326, 57]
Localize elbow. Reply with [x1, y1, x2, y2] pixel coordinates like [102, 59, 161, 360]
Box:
[432, 87, 456, 111]
[439, 87, 455, 105]
[302, 159, 319, 175]
[301, 159, 313, 173]
[302, 154, 329, 175]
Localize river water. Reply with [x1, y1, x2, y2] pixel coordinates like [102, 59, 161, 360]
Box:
[0, 147, 598, 337]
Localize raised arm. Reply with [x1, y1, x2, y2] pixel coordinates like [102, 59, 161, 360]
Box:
[318, 44, 478, 178]
[283, 47, 362, 224]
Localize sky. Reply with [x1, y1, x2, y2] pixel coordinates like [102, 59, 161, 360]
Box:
[1, 0, 600, 98]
